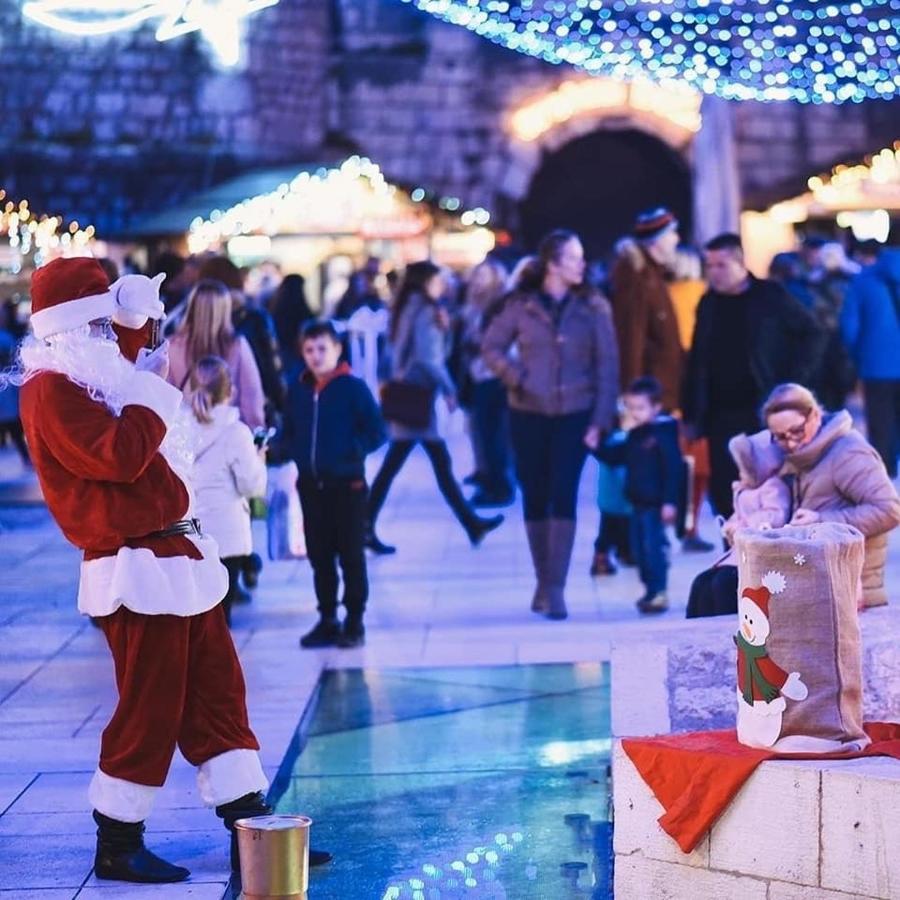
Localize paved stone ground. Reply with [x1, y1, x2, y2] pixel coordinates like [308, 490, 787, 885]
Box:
[0, 419, 897, 899]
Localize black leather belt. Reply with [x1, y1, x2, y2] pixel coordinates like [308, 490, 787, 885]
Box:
[145, 518, 202, 540]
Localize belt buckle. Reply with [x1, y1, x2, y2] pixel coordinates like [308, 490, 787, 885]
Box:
[191, 517, 202, 536]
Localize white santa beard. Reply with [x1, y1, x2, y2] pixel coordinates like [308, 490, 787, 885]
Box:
[20, 327, 196, 487]
[19, 327, 133, 415]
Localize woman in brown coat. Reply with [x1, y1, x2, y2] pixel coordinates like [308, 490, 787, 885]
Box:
[761, 383, 900, 608]
[482, 230, 620, 620]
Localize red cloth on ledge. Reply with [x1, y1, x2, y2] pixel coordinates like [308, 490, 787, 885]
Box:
[621, 722, 900, 853]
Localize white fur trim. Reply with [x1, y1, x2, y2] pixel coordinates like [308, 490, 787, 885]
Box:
[30, 291, 117, 339]
[89, 768, 158, 823]
[197, 749, 268, 808]
[77, 534, 228, 617]
[122, 371, 182, 427]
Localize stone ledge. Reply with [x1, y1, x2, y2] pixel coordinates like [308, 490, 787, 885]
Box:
[613, 742, 900, 900]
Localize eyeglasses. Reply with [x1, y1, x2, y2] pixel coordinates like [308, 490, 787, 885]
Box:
[89, 318, 117, 341]
[770, 414, 810, 446]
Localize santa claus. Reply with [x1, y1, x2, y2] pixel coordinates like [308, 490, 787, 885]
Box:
[17, 258, 329, 883]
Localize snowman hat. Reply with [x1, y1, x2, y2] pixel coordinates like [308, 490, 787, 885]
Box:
[30, 258, 116, 340]
[741, 571, 786, 619]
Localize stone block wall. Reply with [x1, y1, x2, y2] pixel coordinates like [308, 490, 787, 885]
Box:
[0, 0, 329, 233]
[0, 0, 896, 238]
[614, 744, 900, 900]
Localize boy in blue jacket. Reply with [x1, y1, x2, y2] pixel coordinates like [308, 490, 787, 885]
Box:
[595, 376, 683, 614]
[281, 320, 387, 648]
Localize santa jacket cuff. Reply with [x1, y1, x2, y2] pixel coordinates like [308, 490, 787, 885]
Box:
[122, 372, 182, 427]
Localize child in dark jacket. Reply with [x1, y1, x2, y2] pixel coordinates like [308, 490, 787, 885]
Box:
[281, 320, 387, 649]
[595, 376, 683, 614]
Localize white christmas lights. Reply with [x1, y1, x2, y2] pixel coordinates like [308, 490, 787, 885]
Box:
[186, 156, 492, 254]
[0, 190, 96, 272]
[22, 0, 279, 67]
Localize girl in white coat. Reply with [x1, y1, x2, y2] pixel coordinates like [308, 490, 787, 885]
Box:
[189, 356, 267, 624]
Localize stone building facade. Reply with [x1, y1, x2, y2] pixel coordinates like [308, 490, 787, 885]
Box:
[1, 0, 897, 248]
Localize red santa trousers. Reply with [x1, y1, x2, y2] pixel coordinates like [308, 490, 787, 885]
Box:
[88, 604, 267, 823]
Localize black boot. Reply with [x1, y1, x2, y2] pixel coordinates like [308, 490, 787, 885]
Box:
[93, 810, 189, 884]
[242, 552, 263, 589]
[337, 616, 366, 649]
[217, 792, 333, 871]
[364, 527, 396, 555]
[299, 617, 341, 649]
[465, 514, 504, 547]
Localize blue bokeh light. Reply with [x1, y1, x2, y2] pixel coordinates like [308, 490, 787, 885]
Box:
[403, 0, 900, 101]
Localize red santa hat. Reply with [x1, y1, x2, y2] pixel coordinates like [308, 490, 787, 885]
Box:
[30, 258, 117, 340]
[741, 571, 786, 619]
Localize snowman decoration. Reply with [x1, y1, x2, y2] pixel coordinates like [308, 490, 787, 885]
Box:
[734, 571, 808, 748]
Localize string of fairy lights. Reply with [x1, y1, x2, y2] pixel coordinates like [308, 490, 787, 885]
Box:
[401, 0, 900, 103]
[0, 191, 95, 273]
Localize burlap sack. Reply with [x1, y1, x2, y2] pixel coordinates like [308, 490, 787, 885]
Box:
[734, 523, 867, 753]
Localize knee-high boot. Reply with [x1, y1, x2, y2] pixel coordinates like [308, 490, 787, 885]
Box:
[525, 520, 550, 613]
[545, 518, 577, 620]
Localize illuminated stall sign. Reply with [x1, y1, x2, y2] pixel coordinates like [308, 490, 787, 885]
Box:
[21, 0, 279, 67]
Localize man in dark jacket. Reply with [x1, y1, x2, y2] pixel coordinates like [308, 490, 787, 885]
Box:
[280, 320, 387, 649]
[683, 233, 824, 518]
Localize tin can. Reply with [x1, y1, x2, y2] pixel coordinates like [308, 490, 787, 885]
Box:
[234, 814, 312, 899]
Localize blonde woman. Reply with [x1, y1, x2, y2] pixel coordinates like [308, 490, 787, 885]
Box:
[188, 357, 267, 624]
[167, 279, 266, 429]
[760, 383, 900, 608]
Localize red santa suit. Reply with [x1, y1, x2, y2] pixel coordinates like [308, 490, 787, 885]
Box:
[19, 258, 267, 824]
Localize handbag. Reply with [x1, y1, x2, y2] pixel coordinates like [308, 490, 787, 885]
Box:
[380, 379, 434, 429]
[379, 310, 436, 428]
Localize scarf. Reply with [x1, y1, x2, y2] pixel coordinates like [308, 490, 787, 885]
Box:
[734, 633, 780, 704]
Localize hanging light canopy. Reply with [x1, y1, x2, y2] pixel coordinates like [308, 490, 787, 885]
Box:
[401, 0, 900, 103]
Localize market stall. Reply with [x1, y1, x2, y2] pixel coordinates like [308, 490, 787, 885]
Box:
[741, 143, 900, 274]
[127, 156, 496, 308]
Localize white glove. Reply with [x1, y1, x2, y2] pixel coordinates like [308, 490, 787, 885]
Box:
[111, 273, 166, 329]
[782, 671, 808, 701]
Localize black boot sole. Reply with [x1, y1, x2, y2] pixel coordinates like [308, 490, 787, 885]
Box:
[94, 856, 190, 884]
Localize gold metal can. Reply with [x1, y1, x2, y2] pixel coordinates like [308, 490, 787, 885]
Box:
[234, 814, 312, 900]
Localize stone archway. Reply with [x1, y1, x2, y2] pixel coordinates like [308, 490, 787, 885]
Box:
[518, 127, 694, 258]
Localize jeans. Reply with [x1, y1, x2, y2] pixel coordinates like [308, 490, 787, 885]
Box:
[368, 440, 477, 532]
[509, 409, 591, 521]
[298, 476, 369, 619]
[471, 379, 514, 497]
[864, 379, 900, 479]
[630, 506, 668, 595]
[706, 408, 762, 518]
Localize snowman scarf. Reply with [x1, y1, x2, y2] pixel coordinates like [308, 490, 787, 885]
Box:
[734, 634, 780, 704]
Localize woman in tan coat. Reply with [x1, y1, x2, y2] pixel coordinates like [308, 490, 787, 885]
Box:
[482, 229, 619, 620]
[761, 383, 900, 608]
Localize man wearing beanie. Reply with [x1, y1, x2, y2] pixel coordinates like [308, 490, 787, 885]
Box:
[16, 258, 327, 883]
[610, 208, 685, 412]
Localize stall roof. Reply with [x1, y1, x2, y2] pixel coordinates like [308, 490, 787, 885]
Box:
[127, 164, 333, 237]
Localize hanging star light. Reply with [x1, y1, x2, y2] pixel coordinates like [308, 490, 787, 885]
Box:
[400, 0, 900, 103]
[21, 0, 278, 67]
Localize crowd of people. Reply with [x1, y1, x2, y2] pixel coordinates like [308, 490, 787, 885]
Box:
[2, 213, 900, 643]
